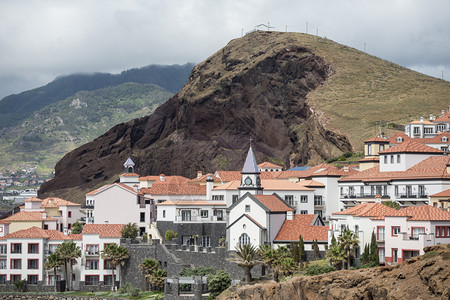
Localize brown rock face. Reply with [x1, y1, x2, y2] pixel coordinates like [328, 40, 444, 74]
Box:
[39, 31, 352, 202]
[219, 244, 450, 300]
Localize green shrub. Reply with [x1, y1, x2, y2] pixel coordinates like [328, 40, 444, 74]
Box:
[118, 282, 141, 296]
[423, 250, 439, 259]
[13, 279, 26, 292]
[207, 270, 232, 299]
[304, 264, 335, 276]
[165, 230, 178, 241]
[442, 252, 450, 260]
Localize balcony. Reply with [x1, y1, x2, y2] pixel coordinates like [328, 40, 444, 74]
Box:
[341, 193, 390, 200]
[174, 215, 226, 222]
[396, 193, 428, 199]
[81, 204, 94, 209]
[314, 200, 324, 207]
[85, 250, 100, 256]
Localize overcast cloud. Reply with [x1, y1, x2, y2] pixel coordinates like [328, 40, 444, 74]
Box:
[0, 0, 449, 100]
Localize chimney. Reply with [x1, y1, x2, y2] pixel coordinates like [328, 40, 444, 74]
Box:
[375, 194, 382, 203]
[133, 184, 138, 192]
[206, 174, 214, 200]
[420, 116, 424, 122]
[287, 210, 294, 220]
[430, 114, 433, 121]
[159, 174, 165, 182]
[442, 109, 446, 115]
[197, 171, 203, 179]
[42, 212, 47, 219]
[343, 164, 349, 172]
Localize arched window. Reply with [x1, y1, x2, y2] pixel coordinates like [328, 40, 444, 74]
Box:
[239, 233, 250, 246]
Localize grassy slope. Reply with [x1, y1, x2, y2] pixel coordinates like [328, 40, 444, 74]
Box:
[182, 31, 450, 152]
[0, 83, 172, 174]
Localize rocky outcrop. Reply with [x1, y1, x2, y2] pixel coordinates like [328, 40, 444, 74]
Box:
[218, 244, 450, 300]
[39, 31, 352, 202]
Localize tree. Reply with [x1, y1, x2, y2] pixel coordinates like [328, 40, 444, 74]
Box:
[227, 244, 261, 283]
[149, 269, 167, 291]
[370, 231, 379, 266]
[383, 201, 401, 210]
[361, 243, 371, 265]
[45, 252, 63, 292]
[326, 242, 345, 270]
[338, 228, 359, 269]
[207, 270, 232, 299]
[165, 230, 177, 241]
[56, 241, 81, 291]
[71, 221, 84, 234]
[313, 239, 320, 260]
[122, 223, 139, 240]
[140, 258, 161, 290]
[298, 235, 306, 264]
[101, 243, 130, 291]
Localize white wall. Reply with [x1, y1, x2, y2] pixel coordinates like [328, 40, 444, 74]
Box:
[229, 196, 267, 228]
[227, 216, 262, 250]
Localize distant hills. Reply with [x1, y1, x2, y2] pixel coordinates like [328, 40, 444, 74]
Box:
[0, 63, 194, 131]
[0, 64, 194, 174]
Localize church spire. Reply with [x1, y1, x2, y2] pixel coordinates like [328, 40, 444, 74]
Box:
[123, 157, 135, 173]
[238, 145, 263, 196]
[242, 146, 259, 173]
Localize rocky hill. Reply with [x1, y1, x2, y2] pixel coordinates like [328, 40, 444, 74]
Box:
[0, 83, 171, 174]
[39, 31, 450, 203]
[219, 244, 450, 300]
[0, 63, 194, 131]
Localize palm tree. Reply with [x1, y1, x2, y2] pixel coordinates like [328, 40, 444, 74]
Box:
[338, 228, 359, 269]
[45, 252, 63, 292]
[122, 223, 139, 240]
[227, 244, 261, 283]
[140, 258, 161, 290]
[101, 243, 129, 291]
[56, 241, 81, 291]
[326, 242, 345, 270]
[149, 268, 167, 291]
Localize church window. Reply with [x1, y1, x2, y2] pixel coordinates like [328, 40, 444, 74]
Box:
[239, 233, 250, 246]
[245, 205, 250, 212]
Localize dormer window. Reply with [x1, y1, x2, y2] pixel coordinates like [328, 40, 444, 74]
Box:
[397, 137, 403, 143]
[442, 136, 448, 142]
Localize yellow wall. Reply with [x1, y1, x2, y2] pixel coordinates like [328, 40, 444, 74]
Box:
[45, 207, 61, 217]
[429, 197, 450, 212]
[9, 221, 43, 233]
[359, 161, 379, 171]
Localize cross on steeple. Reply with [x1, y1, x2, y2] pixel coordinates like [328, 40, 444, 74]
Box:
[248, 137, 254, 147]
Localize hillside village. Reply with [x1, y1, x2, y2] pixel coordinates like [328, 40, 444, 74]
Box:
[0, 109, 450, 294]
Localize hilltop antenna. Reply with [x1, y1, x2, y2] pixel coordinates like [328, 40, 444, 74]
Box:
[364, 42, 366, 53]
[316, 28, 318, 36]
[286, 25, 287, 32]
[241, 28, 244, 37]
[306, 22, 308, 34]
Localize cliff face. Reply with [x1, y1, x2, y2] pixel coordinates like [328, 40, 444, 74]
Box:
[219, 244, 450, 300]
[39, 31, 352, 202]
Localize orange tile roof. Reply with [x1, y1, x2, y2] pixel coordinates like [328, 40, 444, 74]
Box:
[420, 132, 450, 144]
[3, 227, 73, 240]
[434, 111, 450, 122]
[119, 173, 140, 177]
[297, 180, 325, 187]
[379, 140, 443, 154]
[213, 179, 314, 191]
[3, 211, 57, 222]
[141, 183, 206, 195]
[86, 183, 141, 196]
[214, 171, 280, 182]
[333, 203, 398, 218]
[82, 224, 125, 237]
[275, 163, 342, 179]
[24, 197, 42, 202]
[258, 162, 283, 169]
[274, 215, 328, 242]
[340, 156, 450, 182]
[408, 120, 436, 125]
[358, 157, 380, 162]
[388, 132, 411, 144]
[41, 197, 81, 207]
[391, 205, 450, 221]
[139, 175, 190, 184]
[188, 174, 223, 183]
[364, 137, 390, 143]
[429, 189, 450, 198]
[68, 234, 83, 240]
[254, 194, 294, 212]
[156, 200, 226, 206]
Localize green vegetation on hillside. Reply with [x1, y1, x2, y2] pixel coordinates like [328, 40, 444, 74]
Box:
[0, 83, 172, 174]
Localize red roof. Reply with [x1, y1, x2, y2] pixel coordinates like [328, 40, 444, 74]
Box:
[388, 132, 411, 144]
[429, 189, 450, 198]
[2, 227, 73, 240]
[141, 183, 206, 195]
[364, 137, 389, 143]
[3, 211, 57, 222]
[274, 215, 328, 242]
[139, 175, 190, 184]
[119, 173, 140, 177]
[333, 203, 398, 218]
[391, 205, 450, 221]
[24, 197, 42, 202]
[258, 162, 283, 169]
[86, 183, 140, 196]
[157, 200, 225, 206]
[434, 111, 450, 122]
[81, 224, 125, 237]
[275, 163, 356, 179]
[253, 195, 294, 212]
[41, 197, 81, 207]
[379, 140, 443, 154]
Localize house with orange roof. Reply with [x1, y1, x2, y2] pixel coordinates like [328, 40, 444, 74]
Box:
[405, 109, 450, 139]
[257, 161, 283, 172]
[429, 188, 450, 212]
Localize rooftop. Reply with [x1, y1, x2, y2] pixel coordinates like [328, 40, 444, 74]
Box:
[81, 224, 125, 238]
[274, 214, 328, 242]
[254, 194, 294, 212]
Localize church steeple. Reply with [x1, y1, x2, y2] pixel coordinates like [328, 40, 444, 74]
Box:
[238, 146, 263, 196]
[123, 157, 135, 173]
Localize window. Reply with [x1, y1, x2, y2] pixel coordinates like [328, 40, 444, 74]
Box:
[412, 227, 425, 240]
[140, 212, 145, 222]
[341, 224, 346, 233]
[27, 275, 38, 285]
[285, 195, 294, 206]
[300, 210, 308, 215]
[314, 195, 323, 206]
[392, 249, 398, 263]
[48, 275, 61, 286]
[202, 236, 211, 247]
[379, 144, 385, 151]
[354, 225, 359, 237]
[86, 260, 99, 270]
[28, 259, 38, 269]
[49, 244, 58, 254]
[85, 275, 99, 286]
[424, 127, 433, 134]
[212, 195, 224, 201]
[0, 275, 6, 284]
[11, 243, 21, 254]
[104, 275, 115, 286]
[378, 248, 385, 263]
[314, 210, 323, 218]
[436, 226, 450, 238]
[86, 244, 99, 255]
[392, 226, 401, 236]
[413, 127, 420, 134]
[11, 259, 21, 269]
[181, 210, 191, 221]
[68, 211, 72, 218]
[418, 185, 425, 197]
[0, 245, 6, 254]
[232, 195, 238, 204]
[360, 186, 364, 196]
[377, 226, 385, 241]
[442, 146, 449, 152]
[163, 210, 166, 218]
[201, 210, 208, 218]
[245, 205, 250, 212]
[11, 275, 22, 283]
[397, 155, 400, 163]
[68, 223, 72, 230]
[367, 144, 372, 155]
[239, 233, 250, 246]
[0, 260, 6, 269]
[395, 185, 399, 196]
[390, 155, 394, 163]
[300, 195, 308, 203]
[28, 243, 39, 254]
[384, 155, 387, 164]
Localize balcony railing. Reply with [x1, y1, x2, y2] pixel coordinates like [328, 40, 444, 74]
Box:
[341, 193, 390, 199]
[175, 215, 226, 222]
[85, 250, 99, 256]
[396, 193, 428, 199]
[81, 204, 94, 209]
[314, 200, 324, 206]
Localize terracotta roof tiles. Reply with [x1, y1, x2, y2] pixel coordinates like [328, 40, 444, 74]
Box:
[429, 189, 450, 198]
[41, 197, 81, 207]
[274, 215, 328, 241]
[24, 197, 42, 202]
[157, 200, 226, 206]
[254, 194, 294, 212]
[81, 224, 125, 238]
[2, 227, 73, 240]
[333, 203, 398, 218]
[141, 183, 206, 195]
[391, 205, 450, 221]
[379, 140, 443, 154]
[364, 137, 389, 143]
[119, 173, 140, 177]
[258, 162, 283, 169]
[3, 211, 58, 222]
[434, 111, 450, 122]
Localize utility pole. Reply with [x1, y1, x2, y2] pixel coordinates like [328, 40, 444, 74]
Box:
[306, 22, 308, 34]
[286, 25, 287, 32]
[364, 42, 366, 53]
[241, 28, 243, 37]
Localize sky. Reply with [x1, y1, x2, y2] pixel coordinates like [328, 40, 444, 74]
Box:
[0, 0, 449, 100]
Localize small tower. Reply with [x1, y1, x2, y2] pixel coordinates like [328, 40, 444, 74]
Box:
[238, 146, 263, 197]
[123, 157, 135, 173]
